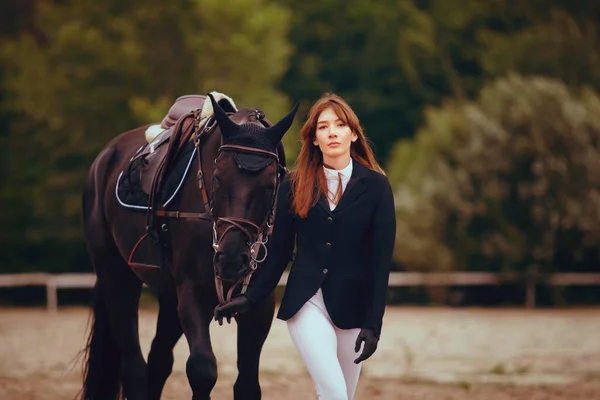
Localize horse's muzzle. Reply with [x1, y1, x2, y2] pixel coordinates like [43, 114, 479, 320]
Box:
[213, 251, 250, 281]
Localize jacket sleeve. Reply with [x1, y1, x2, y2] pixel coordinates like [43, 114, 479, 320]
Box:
[244, 176, 296, 304]
[363, 176, 396, 338]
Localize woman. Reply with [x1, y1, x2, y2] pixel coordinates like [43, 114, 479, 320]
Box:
[214, 93, 396, 399]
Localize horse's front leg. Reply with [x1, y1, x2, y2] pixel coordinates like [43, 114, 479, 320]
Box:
[178, 283, 218, 400]
[234, 293, 276, 400]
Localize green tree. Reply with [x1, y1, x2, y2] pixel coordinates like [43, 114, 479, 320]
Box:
[277, 0, 600, 165]
[0, 0, 292, 271]
[0, 0, 43, 271]
[277, 0, 453, 164]
[390, 75, 600, 279]
[409, 0, 600, 97]
[477, 2, 600, 89]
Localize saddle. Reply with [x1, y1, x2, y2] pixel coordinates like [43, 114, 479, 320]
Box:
[133, 93, 237, 195]
[121, 92, 238, 271]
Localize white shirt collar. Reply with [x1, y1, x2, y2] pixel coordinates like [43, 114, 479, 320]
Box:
[323, 159, 353, 180]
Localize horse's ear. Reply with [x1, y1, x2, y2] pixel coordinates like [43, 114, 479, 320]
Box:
[264, 102, 299, 146]
[209, 93, 238, 139]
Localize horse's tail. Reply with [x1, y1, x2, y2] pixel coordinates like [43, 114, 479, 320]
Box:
[81, 282, 123, 400]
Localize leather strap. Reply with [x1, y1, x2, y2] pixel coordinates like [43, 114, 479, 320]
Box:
[194, 133, 211, 212]
[155, 210, 211, 220]
[219, 144, 279, 160]
[214, 274, 246, 304]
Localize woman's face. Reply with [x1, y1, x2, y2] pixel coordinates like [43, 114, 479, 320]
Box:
[313, 107, 357, 162]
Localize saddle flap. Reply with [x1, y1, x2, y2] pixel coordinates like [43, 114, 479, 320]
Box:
[140, 144, 169, 195]
[147, 127, 172, 152]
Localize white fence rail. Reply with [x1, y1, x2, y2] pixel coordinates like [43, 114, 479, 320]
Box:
[1, 272, 600, 312]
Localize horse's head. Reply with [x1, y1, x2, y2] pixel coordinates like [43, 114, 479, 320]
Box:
[208, 94, 298, 285]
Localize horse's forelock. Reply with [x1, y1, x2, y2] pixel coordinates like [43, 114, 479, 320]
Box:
[229, 108, 267, 127]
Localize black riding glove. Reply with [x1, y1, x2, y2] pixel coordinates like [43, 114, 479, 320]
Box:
[354, 328, 379, 364]
[213, 295, 251, 325]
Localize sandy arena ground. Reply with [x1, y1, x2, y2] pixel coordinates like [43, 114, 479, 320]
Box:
[1, 306, 599, 399]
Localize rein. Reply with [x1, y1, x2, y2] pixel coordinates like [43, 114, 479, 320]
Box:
[155, 111, 282, 305]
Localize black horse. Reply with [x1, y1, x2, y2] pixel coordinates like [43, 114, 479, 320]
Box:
[81, 93, 298, 400]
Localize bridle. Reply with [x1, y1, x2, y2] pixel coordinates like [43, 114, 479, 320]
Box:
[209, 144, 282, 305]
[156, 110, 283, 305]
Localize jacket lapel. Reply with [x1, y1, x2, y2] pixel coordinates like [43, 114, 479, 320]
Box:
[316, 192, 331, 213]
[334, 159, 368, 212]
[315, 159, 369, 214]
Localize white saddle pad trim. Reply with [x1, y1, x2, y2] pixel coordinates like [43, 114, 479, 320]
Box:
[115, 146, 197, 210]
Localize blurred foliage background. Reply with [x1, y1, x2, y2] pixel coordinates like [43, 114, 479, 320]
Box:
[1, 0, 599, 304]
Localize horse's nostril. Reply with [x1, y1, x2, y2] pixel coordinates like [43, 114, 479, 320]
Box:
[214, 252, 249, 279]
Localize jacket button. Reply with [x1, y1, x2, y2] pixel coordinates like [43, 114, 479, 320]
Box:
[327, 217, 333, 223]
[323, 268, 328, 274]
[325, 242, 331, 248]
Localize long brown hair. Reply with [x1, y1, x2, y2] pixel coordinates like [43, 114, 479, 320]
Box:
[291, 93, 384, 218]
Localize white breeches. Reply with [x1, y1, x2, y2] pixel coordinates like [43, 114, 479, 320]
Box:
[286, 289, 362, 400]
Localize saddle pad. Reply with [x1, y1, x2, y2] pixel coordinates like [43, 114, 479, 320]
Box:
[116, 143, 196, 210]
